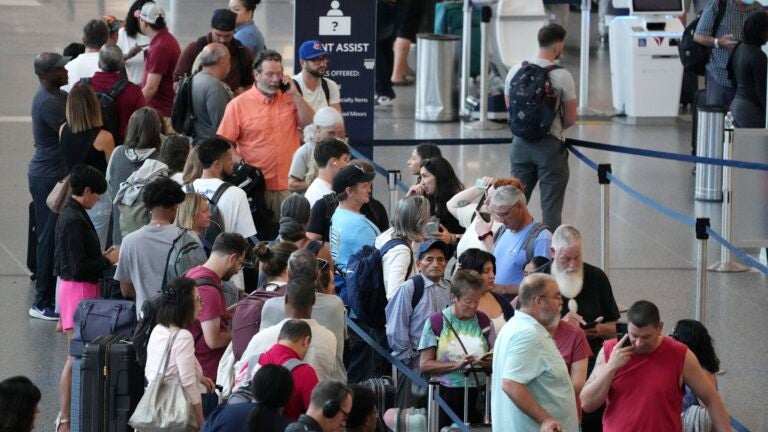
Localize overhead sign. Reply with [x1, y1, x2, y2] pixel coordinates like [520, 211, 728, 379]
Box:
[294, 0, 377, 157]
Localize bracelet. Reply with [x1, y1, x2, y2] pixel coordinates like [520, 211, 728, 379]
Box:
[478, 231, 493, 240]
[714, 38, 719, 48]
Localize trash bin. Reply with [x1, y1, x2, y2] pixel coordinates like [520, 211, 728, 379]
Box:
[415, 33, 460, 122]
[694, 105, 727, 202]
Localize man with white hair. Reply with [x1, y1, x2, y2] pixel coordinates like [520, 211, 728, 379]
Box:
[537, 224, 619, 365]
[190, 43, 233, 141]
[288, 107, 346, 192]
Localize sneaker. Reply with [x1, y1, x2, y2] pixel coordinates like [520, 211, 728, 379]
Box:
[28, 305, 59, 321]
[375, 94, 395, 107]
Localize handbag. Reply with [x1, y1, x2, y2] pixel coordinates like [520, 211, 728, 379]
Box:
[129, 331, 198, 432]
[70, 299, 136, 357]
[46, 175, 71, 214]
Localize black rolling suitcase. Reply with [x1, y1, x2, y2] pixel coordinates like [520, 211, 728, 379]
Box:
[26, 202, 36, 279]
[360, 376, 396, 432]
[80, 335, 144, 432]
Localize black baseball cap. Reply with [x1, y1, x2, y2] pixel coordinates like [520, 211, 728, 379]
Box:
[332, 165, 375, 194]
[34, 53, 70, 75]
[211, 9, 237, 32]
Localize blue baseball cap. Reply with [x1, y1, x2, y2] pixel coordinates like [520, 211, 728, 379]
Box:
[299, 40, 328, 60]
[418, 239, 452, 260]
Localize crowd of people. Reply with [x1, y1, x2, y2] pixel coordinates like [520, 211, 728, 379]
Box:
[15, 0, 758, 431]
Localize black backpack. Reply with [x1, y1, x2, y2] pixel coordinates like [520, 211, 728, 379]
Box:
[184, 182, 232, 247]
[171, 73, 196, 136]
[227, 161, 277, 241]
[79, 77, 128, 144]
[507, 62, 562, 141]
[679, 0, 727, 76]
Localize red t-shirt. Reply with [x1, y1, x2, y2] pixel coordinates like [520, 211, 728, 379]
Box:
[552, 320, 592, 420]
[185, 265, 227, 380]
[602, 336, 687, 432]
[89, 71, 146, 143]
[142, 28, 180, 117]
[258, 343, 318, 421]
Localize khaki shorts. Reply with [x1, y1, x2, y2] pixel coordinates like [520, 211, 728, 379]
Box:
[264, 189, 290, 223]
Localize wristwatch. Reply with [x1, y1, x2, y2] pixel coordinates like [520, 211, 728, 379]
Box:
[478, 231, 493, 241]
[714, 38, 720, 48]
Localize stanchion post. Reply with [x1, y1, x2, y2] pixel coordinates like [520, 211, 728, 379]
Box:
[578, 0, 591, 112]
[709, 113, 748, 272]
[460, 0, 472, 119]
[464, 5, 504, 130]
[427, 379, 439, 432]
[387, 170, 401, 217]
[598, 164, 612, 276]
[695, 218, 710, 324]
[484, 374, 491, 424]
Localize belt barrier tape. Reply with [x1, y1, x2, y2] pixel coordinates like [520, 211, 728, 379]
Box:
[345, 317, 470, 432]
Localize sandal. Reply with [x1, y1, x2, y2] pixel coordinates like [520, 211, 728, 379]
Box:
[55, 413, 70, 432]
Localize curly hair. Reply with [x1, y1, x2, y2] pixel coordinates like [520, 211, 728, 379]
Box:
[671, 319, 720, 374]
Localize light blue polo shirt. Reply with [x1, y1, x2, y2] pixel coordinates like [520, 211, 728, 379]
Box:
[493, 222, 551, 286]
[491, 311, 579, 432]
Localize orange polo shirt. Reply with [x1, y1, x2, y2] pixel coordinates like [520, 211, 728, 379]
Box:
[216, 87, 300, 191]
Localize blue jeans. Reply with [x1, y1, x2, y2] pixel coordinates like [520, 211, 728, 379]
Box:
[28, 174, 60, 308]
[86, 191, 111, 250]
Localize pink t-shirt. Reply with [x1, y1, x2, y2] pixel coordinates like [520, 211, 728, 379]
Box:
[552, 320, 592, 420]
[185, 265, 227, 380]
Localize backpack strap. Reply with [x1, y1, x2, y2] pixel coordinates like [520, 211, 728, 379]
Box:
[236, 41, 250, 88]
[195, 36, 208, 58]
[712, 0, 728, 35]
[468, 196, 487, 224]
[492, 224, 507, 244]
[522, 222, 549, 263]
[183, 183, 195, 193]
[160, 229, 188, 293]
[281, 357, 307, 372]
[210, 182, 233, 205]
[410, 274, 425, 310]
[306, 240, 323, 255]
[321, 78, 331, 103]
[108, 79, 129, 99]
[429, 311, 443, 336]
[292, 79, 303, 96]
[193, 277, 218, 289]
[245, 352, 262, 380]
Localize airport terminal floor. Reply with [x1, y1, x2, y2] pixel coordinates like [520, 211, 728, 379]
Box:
[1, 0, 766, 430]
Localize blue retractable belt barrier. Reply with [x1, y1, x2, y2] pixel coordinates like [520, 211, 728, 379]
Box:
[345, 317, 470, 432]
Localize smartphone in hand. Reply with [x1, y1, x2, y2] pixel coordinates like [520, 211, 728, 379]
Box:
[279, 81, 290, 93]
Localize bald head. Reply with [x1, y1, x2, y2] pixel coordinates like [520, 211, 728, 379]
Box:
[199, 43, 230, 67]
[518, 273, 557, 308]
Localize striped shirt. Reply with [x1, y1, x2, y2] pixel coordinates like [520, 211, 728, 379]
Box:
[695, 0, 765, 87]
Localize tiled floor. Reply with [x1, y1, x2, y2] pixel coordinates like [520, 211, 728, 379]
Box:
[0, 0, 765, 430]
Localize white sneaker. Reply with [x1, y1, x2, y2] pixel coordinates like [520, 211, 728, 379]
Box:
[28, 305, 59, 321]
[375, 94, 395, 107]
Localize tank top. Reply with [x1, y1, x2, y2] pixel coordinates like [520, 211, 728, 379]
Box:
[602, 336, 687, 432]
[59, 125, 107, 173]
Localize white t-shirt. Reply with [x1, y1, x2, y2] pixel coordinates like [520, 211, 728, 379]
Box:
[292, 73, 341, 111]
[236, 318, 338, 383]
[304, 178, 333, 209]
[504, 58, 576, 142]
[117, 28, 150, 85]
[189, 178, 257, 238]
[62, 52, 101, 92]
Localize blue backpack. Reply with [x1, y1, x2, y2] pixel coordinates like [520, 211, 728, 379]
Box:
[507, 62, 562, 141]
[342, 238, 412, 328]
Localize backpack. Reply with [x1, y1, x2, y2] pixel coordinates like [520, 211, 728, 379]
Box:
[79, 77, 128, 144]
[113, 159, 169, 238]
[679, 0, 727, 76]
[230, 283, 287, 361]
[131, 275, 218, 368]
[292, 77, 331, 104]
[492, 222, 549, 263]
[171, 73, 196, 136]
[184, 181, 232, 247]
[164, 229, 207, 286]
[507, 62, 563, 141]
[343, 238, 410, 328]
[230, 352, 307, 404]
[227, 161, 276, 241]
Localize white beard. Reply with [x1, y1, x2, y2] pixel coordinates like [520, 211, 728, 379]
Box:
[552, 262, 584, 304]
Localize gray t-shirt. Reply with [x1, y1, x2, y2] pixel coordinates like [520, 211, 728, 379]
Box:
[191, 71, 233, 140]
[115, 224, 183, 316]
[260, 292, 348, 382]
[288, 140, 316, 182]
[504, 59, 576, 142]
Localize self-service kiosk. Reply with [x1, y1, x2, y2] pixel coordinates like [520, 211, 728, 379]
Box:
[609, 0, 685, 117]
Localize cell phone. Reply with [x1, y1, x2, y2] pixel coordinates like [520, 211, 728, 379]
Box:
[616, 322, 631, 348]
[278, 81, 290, 93]
[478, 212, 491, 223]
[581, 319, 600, 329]
[425, 221, 439, 236]
[475, 178, 489, 190]
[479, 351, 493, 360]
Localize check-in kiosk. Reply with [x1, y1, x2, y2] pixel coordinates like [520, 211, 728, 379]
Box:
[609, 0, 685, 117]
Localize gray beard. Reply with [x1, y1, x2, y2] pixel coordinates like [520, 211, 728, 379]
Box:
[552, 262, 584, 300]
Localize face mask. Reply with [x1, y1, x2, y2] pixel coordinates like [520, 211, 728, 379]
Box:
[741, 0, 754, 4]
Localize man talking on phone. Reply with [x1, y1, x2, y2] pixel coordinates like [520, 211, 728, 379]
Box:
[580, 301, 730, 432]
[217, 49, 315, 224]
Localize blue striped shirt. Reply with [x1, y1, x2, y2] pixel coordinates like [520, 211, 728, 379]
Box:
[695, 0, 765, 87]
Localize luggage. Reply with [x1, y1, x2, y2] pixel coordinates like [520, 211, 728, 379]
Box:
[680, 69, 700, 112]
[230, 285, 286, 360]
[80, 335, 144, 432]
[360, 376, 396, 432]
[435, 1, 480, 77]
[428, 368, 491, 430]
[26, 201, 36, 279]
[70, 299, 137, 357]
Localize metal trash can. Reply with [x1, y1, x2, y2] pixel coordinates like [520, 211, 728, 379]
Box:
[415, 33, 460, 122]
[694, 105, 727, 201]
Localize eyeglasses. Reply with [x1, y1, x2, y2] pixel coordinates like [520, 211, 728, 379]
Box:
[537, 294, 562, 302]
[339, 407, 350, 420]
[317, 258, 330, 272]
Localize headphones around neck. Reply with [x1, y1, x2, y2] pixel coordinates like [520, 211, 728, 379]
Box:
[321, 383, 348, 418]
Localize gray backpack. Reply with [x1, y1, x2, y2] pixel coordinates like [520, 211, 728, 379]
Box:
[113, 159, 169, 238]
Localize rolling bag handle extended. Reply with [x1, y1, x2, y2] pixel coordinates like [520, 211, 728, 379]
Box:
[462, 366, 491, 425]
[427, 378, 440, 432]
